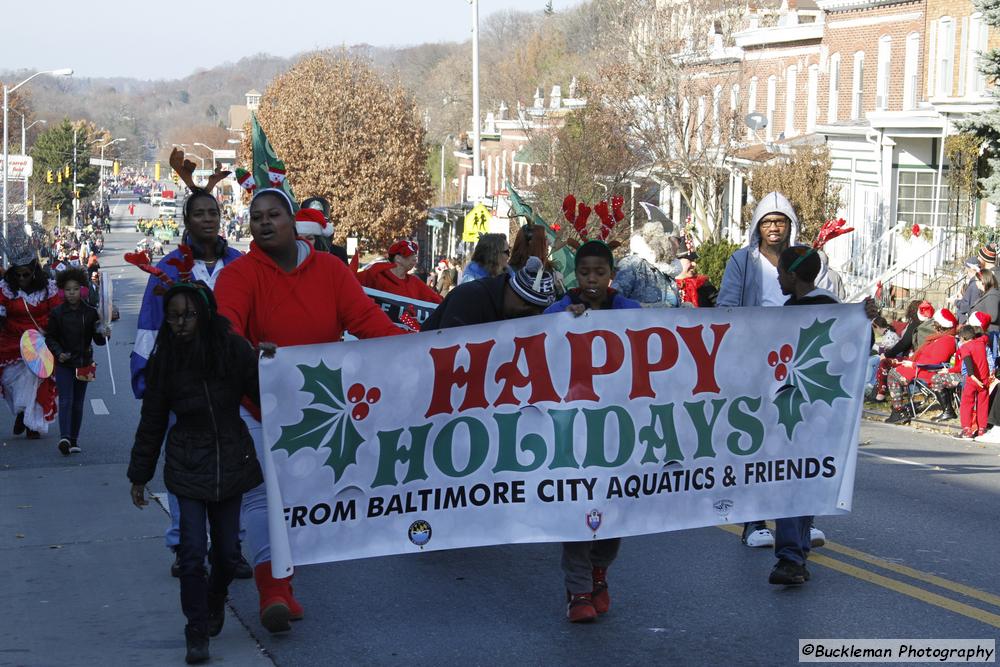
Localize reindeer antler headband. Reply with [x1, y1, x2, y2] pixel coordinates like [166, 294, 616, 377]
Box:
[561, 194, 624, 252]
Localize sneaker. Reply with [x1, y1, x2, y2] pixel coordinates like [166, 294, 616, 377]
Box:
[58, 438, 72, 456]
[566, 592, 597, 623]
[591, 567, 610, 614]
[769, 558, 807, 585]
[69, 440, 81, 454]
[809, 526, 826, 548]
[955, 430, 977, 440]
[742, 525, 774, 548]
[975, 428, 1000, 443]
[171, 550, 181, 578]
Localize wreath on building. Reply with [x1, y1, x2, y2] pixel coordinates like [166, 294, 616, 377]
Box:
[900, 223, 933, 242]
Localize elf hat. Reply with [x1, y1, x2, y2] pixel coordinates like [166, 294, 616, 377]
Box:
[388, 240, 419, 259]
[294, 208, 333, 238]
[969, 311, 993, 330]
[934, 308, 958, 329]
[916, 301, 934, 321]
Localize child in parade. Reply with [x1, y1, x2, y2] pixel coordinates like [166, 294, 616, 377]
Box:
[933, 324, 991, 439]
[127, 282, 263, 665]
[45, 268, 109, 455]
[769, 245, 842, 585]
[544, 240, 641, 621]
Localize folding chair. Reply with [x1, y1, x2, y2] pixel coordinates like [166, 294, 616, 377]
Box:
[909, 363, 954, 418]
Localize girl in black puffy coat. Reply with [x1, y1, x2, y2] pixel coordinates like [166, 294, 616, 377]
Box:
[127, 282, 262, 665]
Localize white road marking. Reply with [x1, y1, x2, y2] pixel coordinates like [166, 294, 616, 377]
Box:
[91, 398, 109, 415]
[859, 450, 943, 470]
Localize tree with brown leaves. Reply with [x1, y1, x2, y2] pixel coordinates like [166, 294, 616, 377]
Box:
[241, 52, 430, 250]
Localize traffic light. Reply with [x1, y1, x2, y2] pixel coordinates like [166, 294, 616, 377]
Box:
[154, 162, 160, 180]
[113, 161, 120, 177]
[64, 164, 70, 178]
[46, 170, 53, 184]
[57, 171, 63, 184]
[172, 171, 180, 185]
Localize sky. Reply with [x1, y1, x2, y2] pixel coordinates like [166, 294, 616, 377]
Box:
[2, 0, 586, 81]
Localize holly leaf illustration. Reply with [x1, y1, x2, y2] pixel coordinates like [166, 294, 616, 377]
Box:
[273, 362, 364, 482]
[793, 319, 835, 367]
[794, 360, 849, 406]
[774, 384, 807, 439]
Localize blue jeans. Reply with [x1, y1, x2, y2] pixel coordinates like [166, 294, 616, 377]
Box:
[176, 494, 242, 634]
[166, 492, 246, 550]
[774, 515, 812, 565]
[54, 365, 88, 441]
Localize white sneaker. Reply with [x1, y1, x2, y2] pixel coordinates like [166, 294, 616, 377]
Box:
[810, 527, 826, 548]
[975, 428, 1000, 443]
[744, 528, 774, 548]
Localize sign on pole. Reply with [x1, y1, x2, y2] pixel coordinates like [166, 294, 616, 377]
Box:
[1, 155, 34, 180]
[88, 158, 114, 168]
[466, 175, 486, 202]
[462, 203, 492, 242]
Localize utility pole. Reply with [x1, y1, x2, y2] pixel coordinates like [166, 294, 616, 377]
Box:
[471, 0, 481, 180]
[72, 126, 78, 228]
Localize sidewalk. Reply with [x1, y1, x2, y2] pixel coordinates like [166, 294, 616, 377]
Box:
[0, 462, 273, 667]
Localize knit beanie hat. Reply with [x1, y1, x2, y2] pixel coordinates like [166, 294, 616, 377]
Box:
[978, 243, 997, 266]
[509, 256, 555, 307]
[934, 308, 958, 329]
[916, 301, 934, 322]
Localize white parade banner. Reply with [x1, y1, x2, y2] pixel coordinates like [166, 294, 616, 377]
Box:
[259, 304, 869, 573]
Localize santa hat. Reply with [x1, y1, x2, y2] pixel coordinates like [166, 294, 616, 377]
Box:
[294, 208, 333, 238]
[934, 308, 958, 329]
[916, 301, 934, 321]
[388, 240, 419, 259]
[969, 311, 993, 330]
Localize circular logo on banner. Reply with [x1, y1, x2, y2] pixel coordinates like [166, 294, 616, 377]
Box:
[408, 520, 432, 547]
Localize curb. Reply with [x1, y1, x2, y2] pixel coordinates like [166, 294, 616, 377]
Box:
[862, 407, 963, 436]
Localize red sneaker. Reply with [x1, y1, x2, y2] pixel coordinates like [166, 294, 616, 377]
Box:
[566, 592, 597, 623]
[591, 567, 610, 614]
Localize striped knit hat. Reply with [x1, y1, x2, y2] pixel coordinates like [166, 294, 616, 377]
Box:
[509, 256, 555, 307]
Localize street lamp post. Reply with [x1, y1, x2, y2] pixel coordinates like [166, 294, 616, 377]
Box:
[20, 117, 46, 223]
[470, 0, 481, 181]
[2, 68, 72, 262]
[98, 138, 126, 204]
[193, 142, 217, 171]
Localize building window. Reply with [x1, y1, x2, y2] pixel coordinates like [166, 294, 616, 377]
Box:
[903, 32, 920, 110]
[697, 95, 706, 151]
[852, 51, 865, 119]
[747, 77, 758, 139]
[896, 171, 962, 228]
[766, 75, 777, 140]
[806, 65, 819, 133]
[682, 97, 691, 151]
[785, 65, 797, 136]
[967, 13, 988, 96]
[936, 17, 955, 97]
[730, 84, 740, 115]
[712, 85, 722, 145]
[875, 36, 891, 110]
[828, 53, 841, 123]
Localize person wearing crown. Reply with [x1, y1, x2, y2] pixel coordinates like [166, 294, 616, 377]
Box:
[0, 227, 62, 440]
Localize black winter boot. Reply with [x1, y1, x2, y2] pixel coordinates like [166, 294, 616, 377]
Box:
[184, 625, 210, 664]
[208, 592, 227, 637]
[931, 390, 957, 422]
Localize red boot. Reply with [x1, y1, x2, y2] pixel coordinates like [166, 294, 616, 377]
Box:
[566, 592, 597, 623]
[254, 562, 291, 633]
[285, 576, 304, 621]
[591, 567, 610, 614]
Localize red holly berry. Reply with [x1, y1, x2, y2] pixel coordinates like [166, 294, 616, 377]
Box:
[347, 383, 365, 404]
[775, 364, 787, 381]
[768, 350, 779, 367]
[366, 387, 381, 404]
[351, 403, 370, 420]
[780, 344, 793, 363]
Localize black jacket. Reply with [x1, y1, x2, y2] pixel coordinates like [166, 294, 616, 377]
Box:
[45, 302, 107, 368]
[421, 274, 507, 331]
[127, 333, 263, 502]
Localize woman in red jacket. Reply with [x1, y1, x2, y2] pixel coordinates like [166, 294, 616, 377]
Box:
[885, 308, 958, 425]
[357, 240, 443, 304]
[214, 188, 405, 635]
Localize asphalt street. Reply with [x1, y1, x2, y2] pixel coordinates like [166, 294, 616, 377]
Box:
[2, 193, 999, 666]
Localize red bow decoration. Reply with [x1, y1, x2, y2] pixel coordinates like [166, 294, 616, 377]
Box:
[911, 223, 921, 237]
[812, 218, 855, 250]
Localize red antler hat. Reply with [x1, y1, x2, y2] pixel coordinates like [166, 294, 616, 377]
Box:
[388, 240, 419, 258]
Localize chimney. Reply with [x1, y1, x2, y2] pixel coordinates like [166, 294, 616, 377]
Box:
[533, 86, 544, 109]
[485, 112, 496, 134]
[568, 76, 578, 99]
[498, 101, 508, 120]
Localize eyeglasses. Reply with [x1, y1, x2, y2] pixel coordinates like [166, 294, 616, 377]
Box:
[759, 219, 788, 229]
[165, 311, 198, 325]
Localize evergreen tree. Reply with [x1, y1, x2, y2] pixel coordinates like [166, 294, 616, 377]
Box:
[544, 0, 554, 16]
[28, 120, 100, 220]
[957, 0, 1000, 205]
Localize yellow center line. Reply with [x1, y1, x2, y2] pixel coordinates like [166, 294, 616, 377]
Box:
[714, 525, 1000, 629]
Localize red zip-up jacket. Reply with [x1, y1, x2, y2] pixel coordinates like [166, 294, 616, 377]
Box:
[896, 333, 956, 383]
[358, 262, 443, 304]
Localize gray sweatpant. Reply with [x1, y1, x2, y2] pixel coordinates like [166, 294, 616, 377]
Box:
[561, 538, 621, 594]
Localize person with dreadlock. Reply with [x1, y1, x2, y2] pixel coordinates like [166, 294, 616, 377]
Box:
[130, 156, 250, 580]
[128, 281, 263, 665]
[544, 237, 639, 623]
